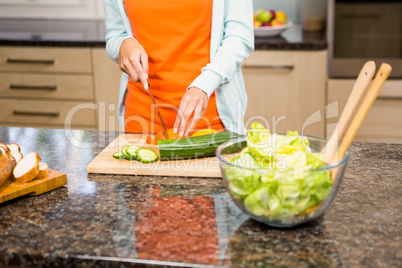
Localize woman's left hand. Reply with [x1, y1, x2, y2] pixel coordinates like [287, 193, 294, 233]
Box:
[174, 87, 208, 137]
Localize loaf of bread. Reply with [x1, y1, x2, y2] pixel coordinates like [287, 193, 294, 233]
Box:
[0, 144, 16, 187]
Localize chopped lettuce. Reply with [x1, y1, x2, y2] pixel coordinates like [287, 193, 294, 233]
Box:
[227, 123, 332, 220]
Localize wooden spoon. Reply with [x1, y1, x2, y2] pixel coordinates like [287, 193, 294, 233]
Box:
[331, 63, 392, 164]
[321, 61, 376, 164]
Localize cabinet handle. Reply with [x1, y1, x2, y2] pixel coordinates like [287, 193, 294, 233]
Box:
[243, 65, 294, 70]
[12, 110, 60, 117]
[7, 58, 55, 65]
[338, 14, 380, 20]
[10, 84, 57, 91]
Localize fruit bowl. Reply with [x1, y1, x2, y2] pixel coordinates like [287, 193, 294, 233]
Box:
[254, 21, 293, 37]
[216, 134, 350, 228]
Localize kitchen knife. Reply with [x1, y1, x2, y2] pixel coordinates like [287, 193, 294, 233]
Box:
[147, 82, 169, 139]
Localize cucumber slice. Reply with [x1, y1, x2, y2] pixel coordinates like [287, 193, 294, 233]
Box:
[121, 145, 130, 158]
[126, 145, 141, 160]
[137, 148, 158, 163]
[113, 152, 126, 159]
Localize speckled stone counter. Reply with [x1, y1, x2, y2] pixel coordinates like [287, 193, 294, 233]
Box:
[0, 126, 400, 267]
[0, 19, 326, 50]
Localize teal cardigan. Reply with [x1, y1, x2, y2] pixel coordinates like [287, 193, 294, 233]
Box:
[104, 0, 254, 134]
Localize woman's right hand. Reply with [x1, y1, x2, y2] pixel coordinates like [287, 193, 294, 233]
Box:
[119, 38, 149, 90]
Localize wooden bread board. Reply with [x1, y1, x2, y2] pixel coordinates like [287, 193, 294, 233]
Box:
[86, 134, 222, 178]
[0, 169, 67, 204]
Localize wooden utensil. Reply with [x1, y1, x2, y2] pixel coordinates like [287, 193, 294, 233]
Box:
[331, 63, 392, 164]
[321, 61, 376, 164]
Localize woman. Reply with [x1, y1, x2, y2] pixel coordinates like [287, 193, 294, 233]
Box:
[104, 0, 254, 136]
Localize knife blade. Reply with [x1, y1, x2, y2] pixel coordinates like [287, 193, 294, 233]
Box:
[147, 82, 169, 139]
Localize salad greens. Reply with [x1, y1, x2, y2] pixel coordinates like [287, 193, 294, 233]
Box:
[226, 122, 331, 220]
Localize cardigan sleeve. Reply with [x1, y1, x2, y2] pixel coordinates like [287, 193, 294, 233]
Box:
[188, 0, 255, 98]
[104, 0, 137, 64]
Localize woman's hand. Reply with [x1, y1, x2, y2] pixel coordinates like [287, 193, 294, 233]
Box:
[119, 38, 149, 90]
[174, 87, 208, 137]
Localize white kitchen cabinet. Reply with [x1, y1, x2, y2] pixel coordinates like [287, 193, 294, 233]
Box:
[0, 46, 122, 131]
[242, 50, 327, 137]
[0, 0, 103, 20]
[327, 79, 402, 144]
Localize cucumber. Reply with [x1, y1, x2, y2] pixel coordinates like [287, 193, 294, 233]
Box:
[158, 132, 244, 160]
[113, 152, 126, 159]
[137, 148, 158, 163]
[126, 145, 141, 160]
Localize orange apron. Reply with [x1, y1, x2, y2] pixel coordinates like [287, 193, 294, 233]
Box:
[123, 0, 224, 134]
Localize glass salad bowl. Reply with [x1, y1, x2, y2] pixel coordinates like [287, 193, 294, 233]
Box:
[216, 128, 350, 228]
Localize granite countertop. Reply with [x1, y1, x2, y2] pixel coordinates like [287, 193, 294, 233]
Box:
[0, 126, 400, 267]
[0, 19, 327, 50]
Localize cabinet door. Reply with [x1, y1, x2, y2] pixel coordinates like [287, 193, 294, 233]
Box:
[327, 79, 402, 144]
[242, 50, 327, 137]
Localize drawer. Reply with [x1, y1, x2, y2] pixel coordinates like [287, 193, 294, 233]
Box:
[0, 46, 91, 74]
[357, 99, 402, 143]
[242, 50, 326, 69]
[0, 73, 94, 100]
[327, 79, 402, 144]
[0, 99, 96, 128]
[242, 50, 327, 137]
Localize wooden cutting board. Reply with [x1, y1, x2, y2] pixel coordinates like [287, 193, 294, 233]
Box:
[86, 134, 222, 178]
[0, 169, 67, 204]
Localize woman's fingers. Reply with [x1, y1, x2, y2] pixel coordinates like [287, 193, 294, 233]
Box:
[174, 87, 208, 137]
[178, 98, 199, 137]
[140, 53, 149, 76]
[173, 116, 181, 135]
[123, 60, 139, 81]
[119, 39, 149, 89]
[173, 96, 191, 135]
[185, 103, 204, 136]
[132, 59, 148, 90]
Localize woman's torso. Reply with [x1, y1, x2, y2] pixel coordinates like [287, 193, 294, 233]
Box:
[123, 0, 224, 134]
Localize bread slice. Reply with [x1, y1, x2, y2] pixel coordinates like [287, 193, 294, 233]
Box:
[6, 143, 23, 163]
[0, 143, 11, 154]
[13, 152, 41, 184]
[36, 162, 49, 180]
